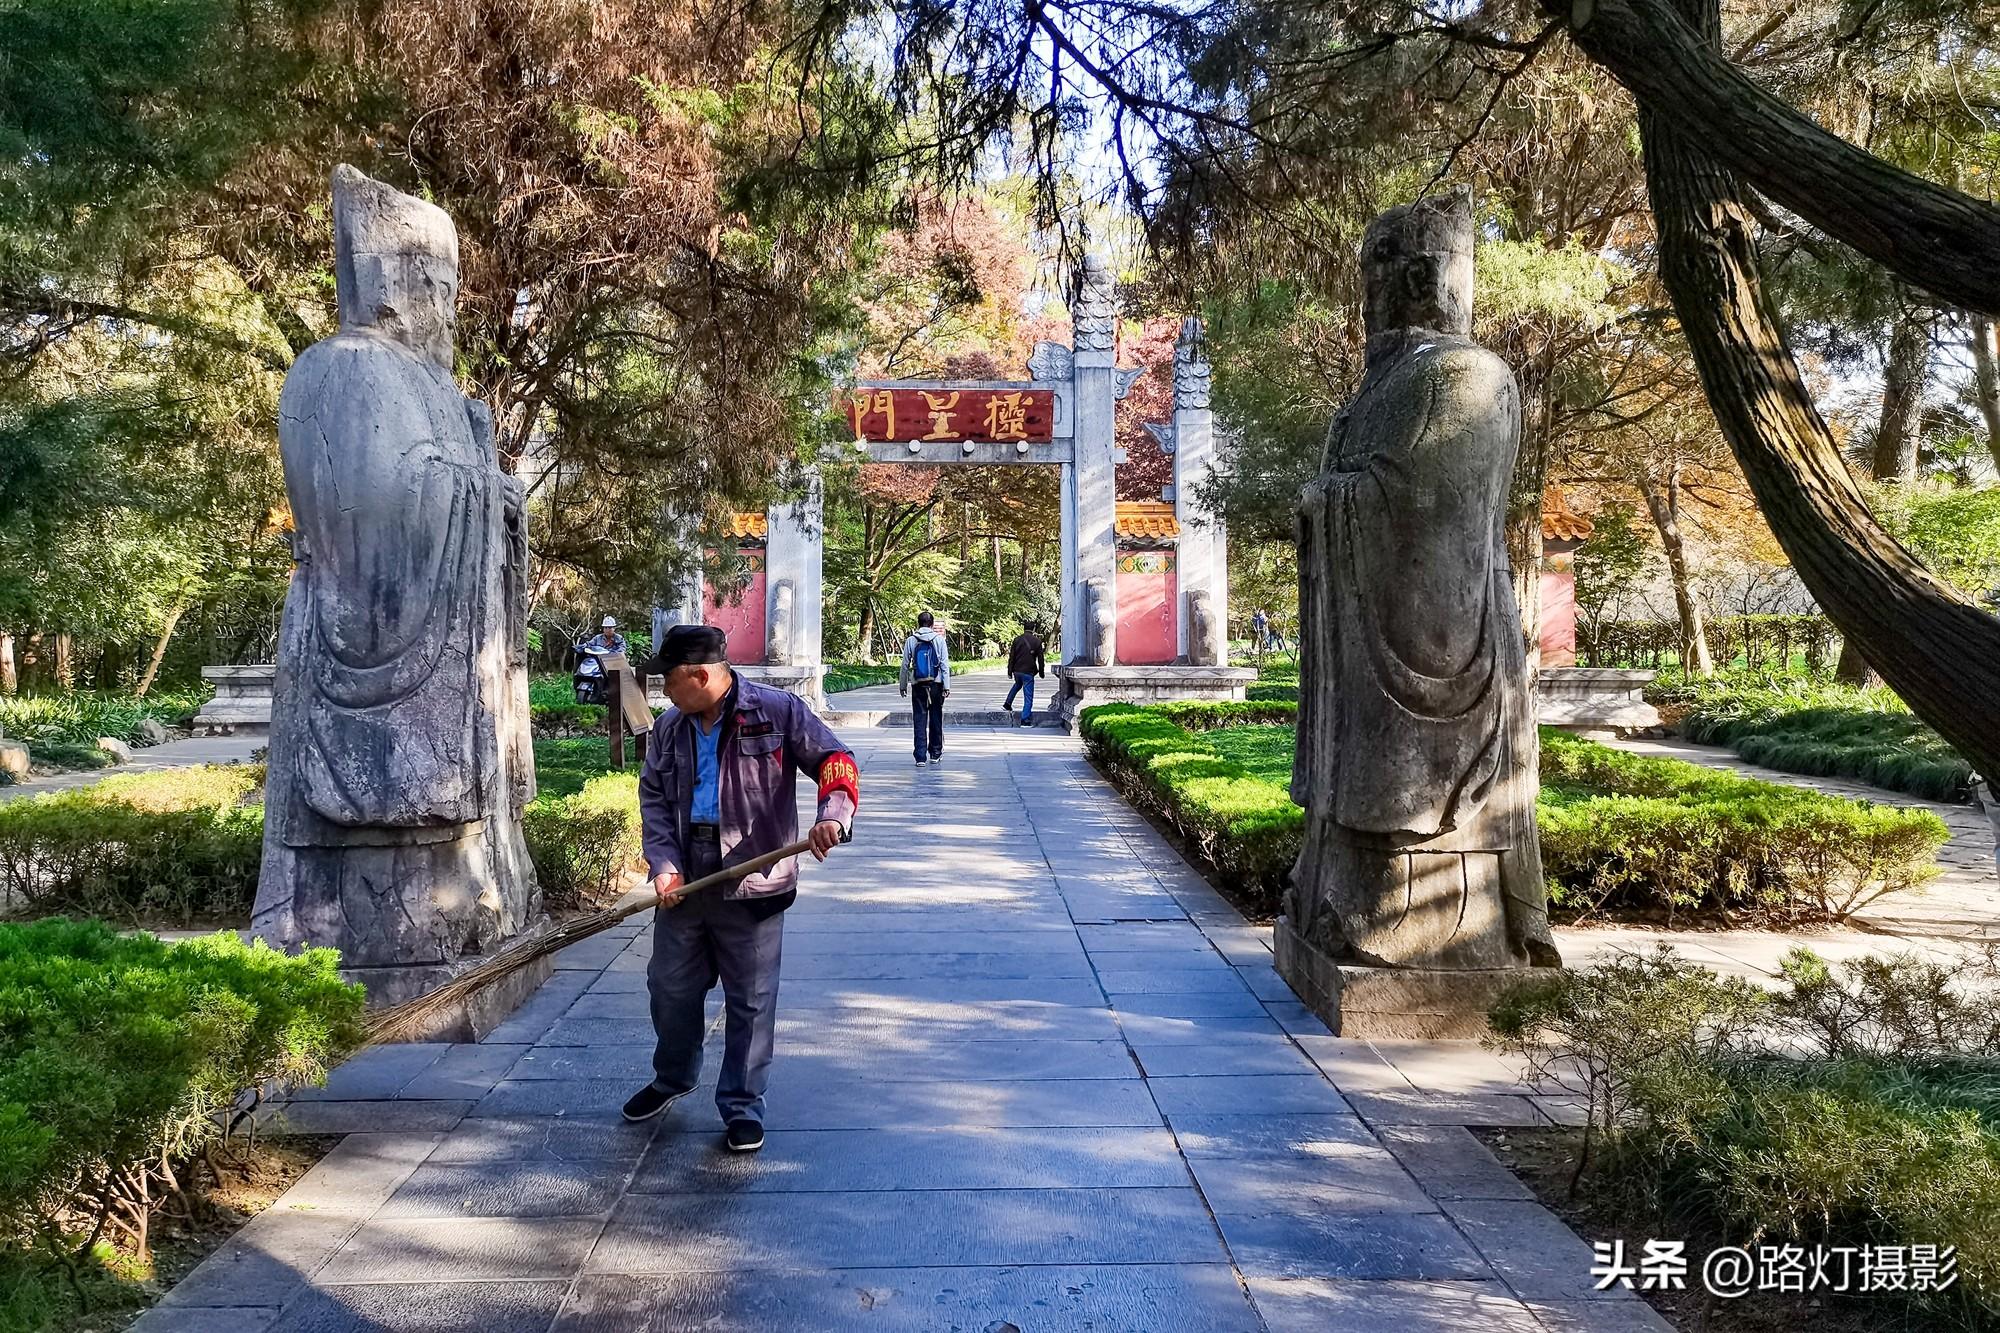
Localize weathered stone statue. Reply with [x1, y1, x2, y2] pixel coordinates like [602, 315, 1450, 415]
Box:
[1278, 191, 1559, 1037]
[253, 165, 541, 1030]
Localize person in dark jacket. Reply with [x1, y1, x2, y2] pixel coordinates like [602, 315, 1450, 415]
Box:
[1003, 620, 1046, 726]
[624, 625, 860, 1153]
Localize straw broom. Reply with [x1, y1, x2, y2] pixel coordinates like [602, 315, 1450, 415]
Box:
[364, 836, 816, 1045]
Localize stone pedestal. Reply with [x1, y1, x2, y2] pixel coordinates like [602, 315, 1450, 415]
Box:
[193, 663, 276, 734]
[1275, 916, 1540, 1040]
[349, 917, 554, 1044]
[1053, 664, 1258, 729]
[1537, 667, 1660, 732]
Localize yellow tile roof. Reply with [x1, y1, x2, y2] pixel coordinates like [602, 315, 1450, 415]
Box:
[1541, 488, 1594, 542]
[1115, 501, 1181, 539]
[724, 512, 769, 540]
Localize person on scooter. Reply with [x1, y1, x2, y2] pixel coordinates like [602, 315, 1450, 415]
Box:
[583, 616, 628, 659]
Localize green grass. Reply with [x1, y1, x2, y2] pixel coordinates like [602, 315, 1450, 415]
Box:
[1203, 724, 1296, 786]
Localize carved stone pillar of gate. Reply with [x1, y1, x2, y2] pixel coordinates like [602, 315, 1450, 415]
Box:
[1067, 254, 1121, 665]
[1166, 319, 1225, 663]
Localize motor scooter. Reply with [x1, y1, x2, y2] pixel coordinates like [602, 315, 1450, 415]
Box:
[572, 641, 611, 704]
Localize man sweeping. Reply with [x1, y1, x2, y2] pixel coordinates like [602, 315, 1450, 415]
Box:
[624, 625, 860, 1153]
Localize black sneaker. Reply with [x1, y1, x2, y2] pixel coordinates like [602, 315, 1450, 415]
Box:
[914, 755, 927, 766]
[622, 1083, 693, 1122]
[725, 1119, 765, 1153]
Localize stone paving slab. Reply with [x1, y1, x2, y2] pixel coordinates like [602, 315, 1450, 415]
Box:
[630, 1126, 1191, 1193]
[213, 724, 1655, 1332]
[587, 1187, 1221, 1272]
[553, 1264, 1262, 1332]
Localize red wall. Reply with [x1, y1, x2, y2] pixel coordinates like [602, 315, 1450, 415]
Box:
[705, 549, 768, 665]
[1539, 565, 1576, 667]
[1115, 548, 1178, 666]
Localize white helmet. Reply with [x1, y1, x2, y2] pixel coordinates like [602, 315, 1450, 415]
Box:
[602, 616, 617, 629]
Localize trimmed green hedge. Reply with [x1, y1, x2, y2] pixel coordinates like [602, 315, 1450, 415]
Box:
[0, 744, 651, 926]
[1081, 704, 1303, 908]
[1081, 704, 1949, 925]
[526, 770, 642, 911]
[0, 919, 364, 1276]
[1539, 730, 1949, 924]
[0, 767, 265, 925]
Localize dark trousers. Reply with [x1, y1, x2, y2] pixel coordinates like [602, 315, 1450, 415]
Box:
[647, 826, 784, 1124]
[912, 679, 945, 759]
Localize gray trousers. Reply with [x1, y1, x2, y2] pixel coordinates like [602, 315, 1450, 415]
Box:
[647, 828, 785, 1124]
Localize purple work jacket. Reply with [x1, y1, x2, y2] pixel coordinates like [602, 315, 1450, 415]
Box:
[637, 675, 858, 899]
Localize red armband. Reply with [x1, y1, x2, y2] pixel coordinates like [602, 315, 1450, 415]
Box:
[817, 753, 859, 811]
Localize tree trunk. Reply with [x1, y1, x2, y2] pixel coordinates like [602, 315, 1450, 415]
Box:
[1871, 306, 1928, 483]
[1506, 392, 1552, 669]
[53, 634, 74, 690]
[1552, 0, 2000, 317]
[134, 602, 188, 699]
[1637, 469, 1713, 677]
[1637, 0, 2000, 782]
[0, 633, 14, 695]
[857, 601, 877, 664]
[1972, 318, 2000, 476]
[991, 534, 1003, 589]
[1832, 638, 1873, 686]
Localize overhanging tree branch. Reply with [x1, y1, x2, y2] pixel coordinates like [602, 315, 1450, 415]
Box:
[1547, 0, 2000, 316]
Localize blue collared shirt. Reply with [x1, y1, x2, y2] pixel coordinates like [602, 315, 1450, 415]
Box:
[691, 713, 722, 823]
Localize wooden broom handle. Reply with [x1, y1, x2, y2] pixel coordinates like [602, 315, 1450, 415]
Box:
[608, 835, 820, 919]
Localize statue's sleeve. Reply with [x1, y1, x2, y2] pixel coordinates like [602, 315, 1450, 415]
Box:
[280, 345, 468, 686]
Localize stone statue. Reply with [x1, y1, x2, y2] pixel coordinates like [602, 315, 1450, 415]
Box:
[1082, 578, 1115, 667]
[1285, 191, 1558, 1006]
[769, 578, 797, 665]
[254, 165, 540, 1018]
[1184, 589, 1223, 667]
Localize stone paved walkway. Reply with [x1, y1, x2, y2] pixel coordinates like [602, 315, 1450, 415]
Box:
[137, 722, 1666, 1333]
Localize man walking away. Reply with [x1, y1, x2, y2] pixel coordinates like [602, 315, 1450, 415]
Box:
[1004, 620, 1046, 726]
[627, 625, 859, 1154]
[898, 611, 951, 765]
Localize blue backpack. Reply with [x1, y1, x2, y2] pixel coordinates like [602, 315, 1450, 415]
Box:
[913, 638, 940, 681]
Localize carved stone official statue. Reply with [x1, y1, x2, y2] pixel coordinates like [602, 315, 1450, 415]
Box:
[253, 166, 541, 1028]
[1277, 191, 1559, 1037]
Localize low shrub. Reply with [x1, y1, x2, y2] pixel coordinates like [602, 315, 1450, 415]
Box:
[1081, 705, 1948, 927]
[525, 771, 643, 911]
[1541, 731, 1949, 924]
[1649, 675, 1972, 803]
[1492, 945, 2000, 1328]
[0, 767, 265, 925]
[0, 919, 364, 1275]
[1150, 699, 1299, 731]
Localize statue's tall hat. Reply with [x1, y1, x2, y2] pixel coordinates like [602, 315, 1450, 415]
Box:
[331, 164, 458, 325]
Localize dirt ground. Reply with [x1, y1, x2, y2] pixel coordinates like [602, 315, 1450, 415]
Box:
[66, 1135, 339, 1333]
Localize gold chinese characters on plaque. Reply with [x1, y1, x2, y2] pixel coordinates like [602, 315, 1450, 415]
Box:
[839, 388, 1055, 444]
